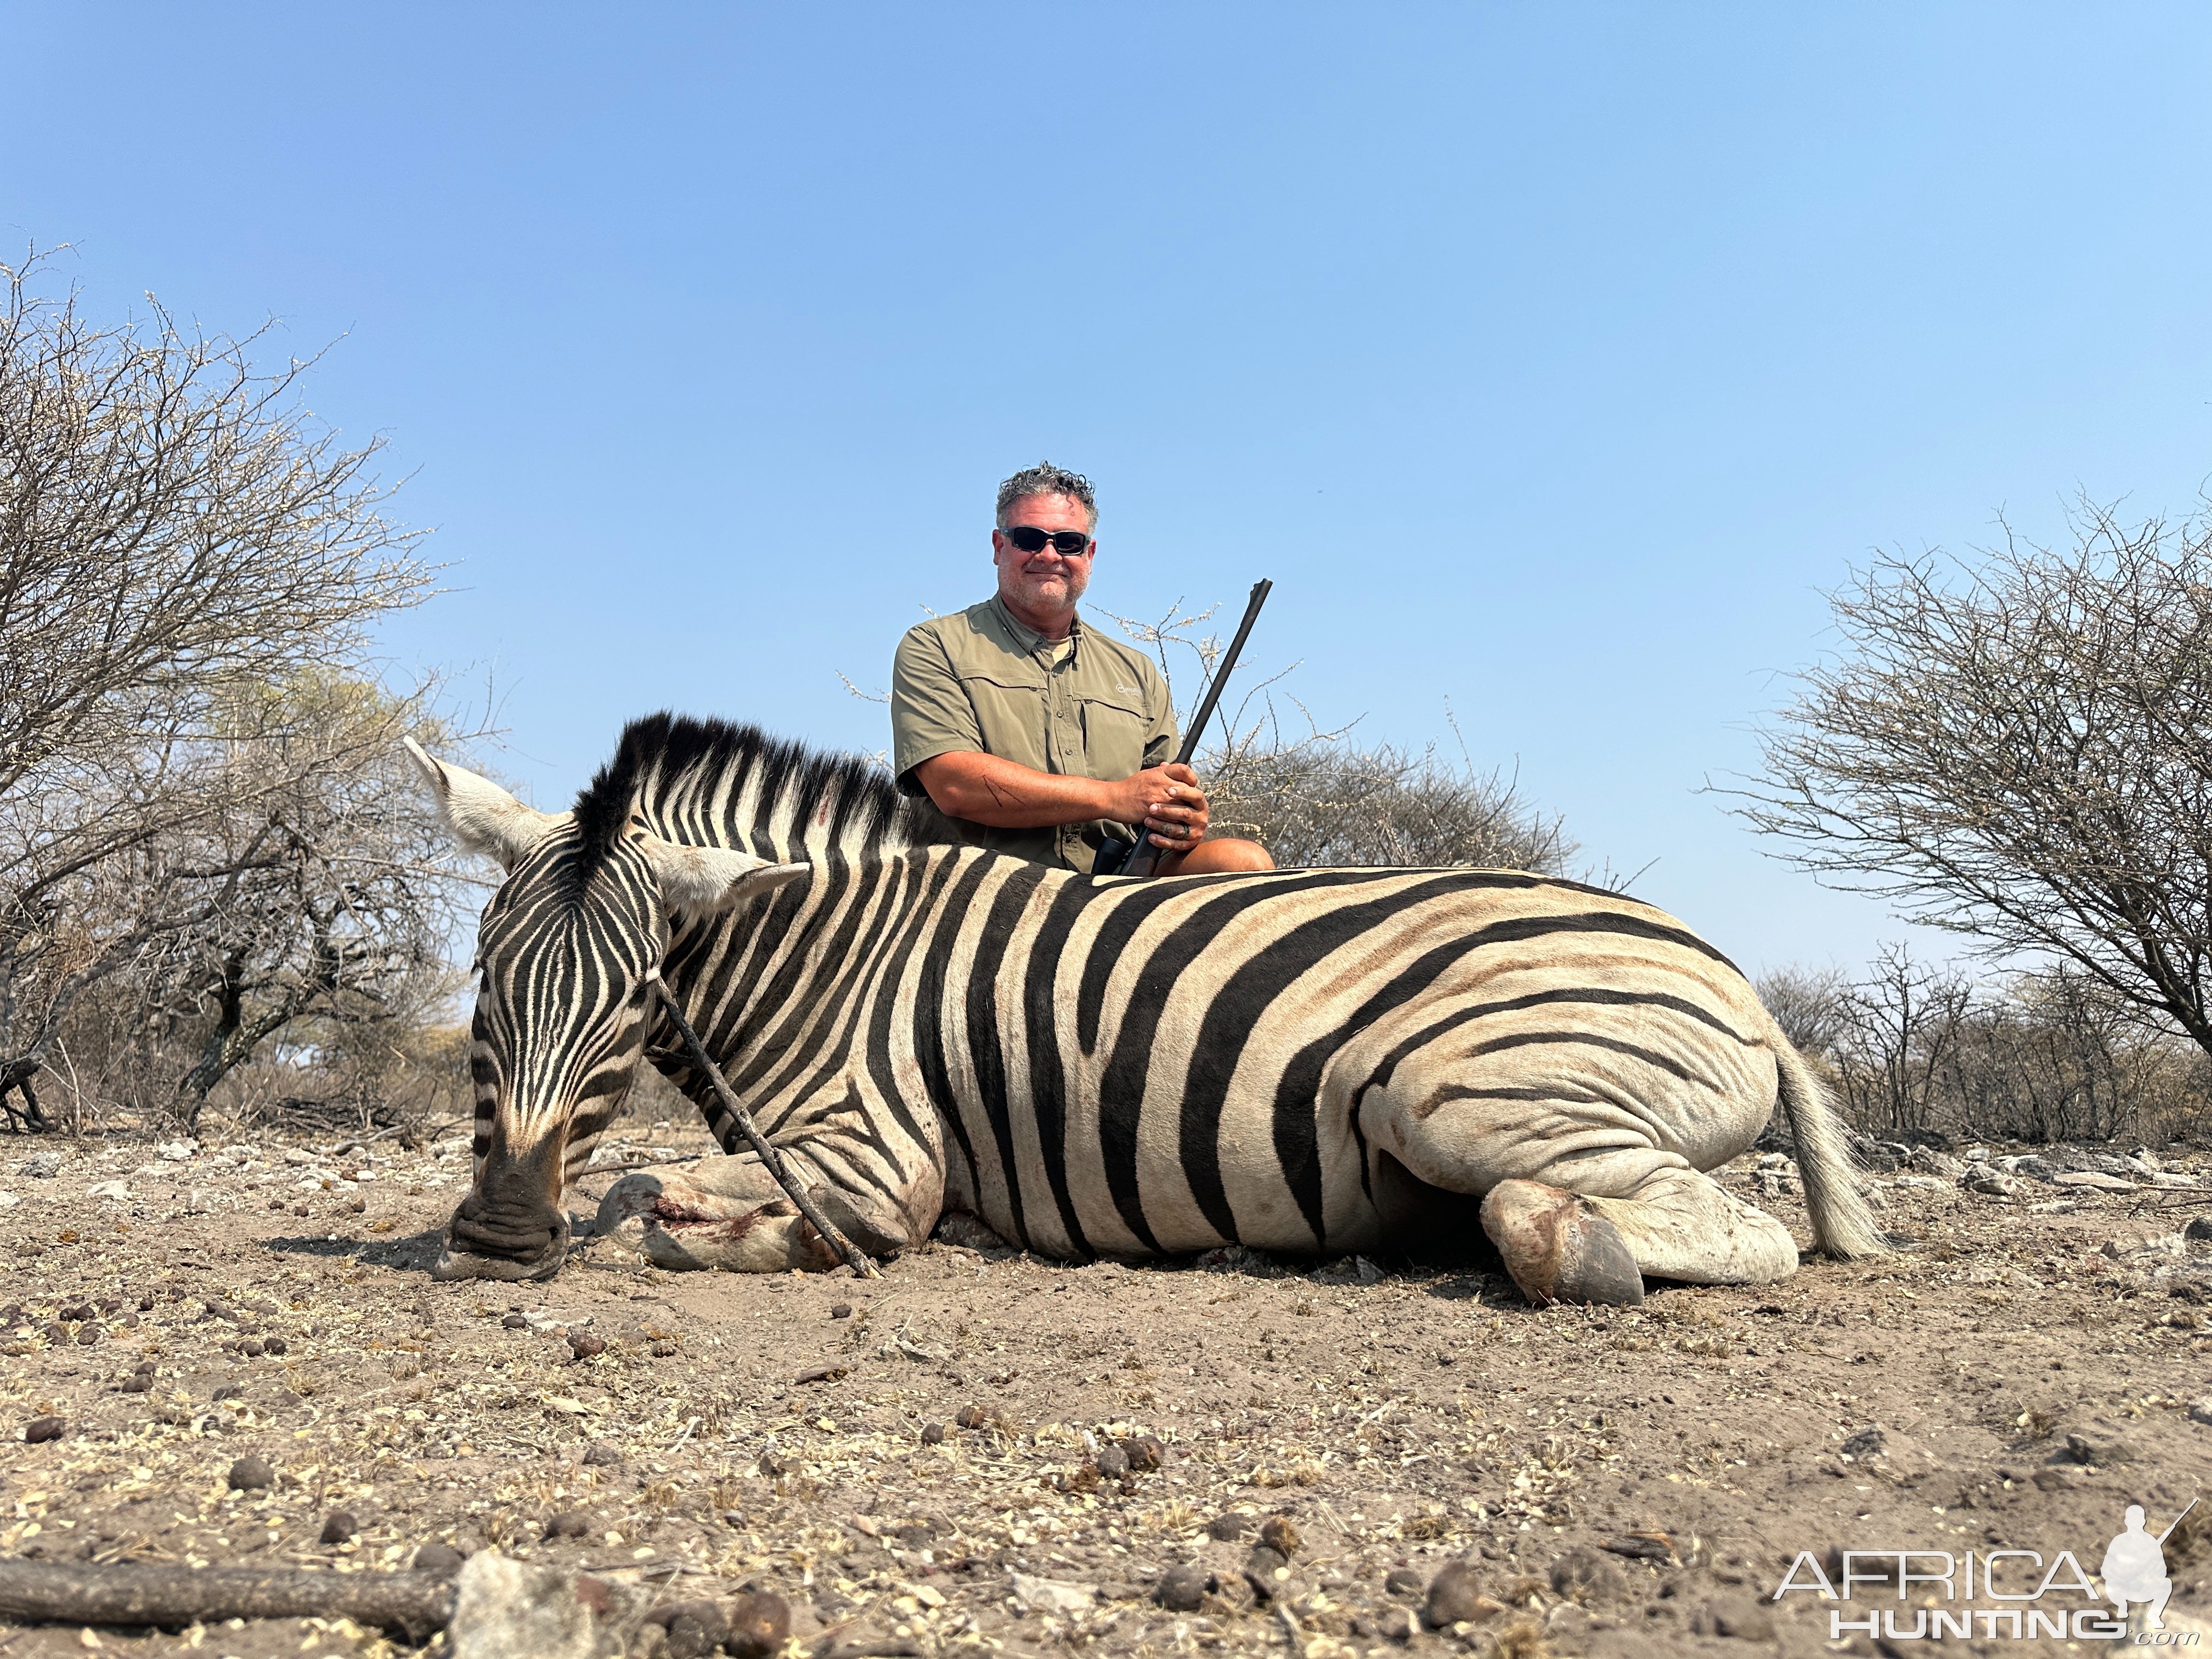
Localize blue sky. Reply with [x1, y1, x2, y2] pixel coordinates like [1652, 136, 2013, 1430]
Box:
[9, 4, 2210, 975]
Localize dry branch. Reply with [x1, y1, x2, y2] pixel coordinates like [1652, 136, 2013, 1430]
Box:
[0, 1559, 454, 1640]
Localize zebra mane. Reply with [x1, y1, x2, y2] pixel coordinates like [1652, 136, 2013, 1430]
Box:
[572, 713, 922, 874]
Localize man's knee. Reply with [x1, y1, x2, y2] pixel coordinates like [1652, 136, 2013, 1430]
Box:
[1178, 838, 1274, 874]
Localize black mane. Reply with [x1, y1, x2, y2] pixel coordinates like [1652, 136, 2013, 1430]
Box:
[571, 712, 917, 874]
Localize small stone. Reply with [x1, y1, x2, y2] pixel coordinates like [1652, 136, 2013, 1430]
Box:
[649, 1338, 679, 1358]
[412, 1542, 467, 1576]
[1154, 1564, 1212, 1612]
[1011, 1573, 1096, 1616]
[1258, 1514, 1301, 1557]
[2186, 1217, 2212, 1243]
[24, 1414, 64, 1444]
[1242, 1545, 1291, 1599]
[543, 1510, 592, 1539]
[2067, 1429, 2134, 1464]
[227, 1455, 274, 1491]
[919, 1423, 946, 1445]
[582, 1441, 624, 1468]
[238, 1339, 265, 1358]
[2188, 1399, 2212, 1427]
[1698, 1594, 1776, 1640]
[725, 1590, 791, 1659]
[1425, 1560, 1488, 1627]
[1123, 1433, 1166, 1471]
[829, 1303, 853, 1319]
[119, 1374, 151, 1394]
[137, 1296, 154, 1311]
[500, 1313, 529, 1330]
[319, 1510, 358, 1544]
[1094, 1443, 1129, 1479]
[59, 1302, 93, 1322]
[1378, 1606, 1417, 1643]
[954, 1403, 987, 1429]
[74, 1324, 102, 1346]
[1839, 1427, 1886, 1459]
[568, 1332, 607, 1359]
[656, 1598, 728, 1659]
[262, 1337, 287, 1356]
[1207, 1511, 1254, 1541]
[1549, 1544, 1626, 1604]
[1383, 1566, 1425, 1598]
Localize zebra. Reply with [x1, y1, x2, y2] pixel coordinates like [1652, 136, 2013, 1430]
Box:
[403, 713, 1883, 1305]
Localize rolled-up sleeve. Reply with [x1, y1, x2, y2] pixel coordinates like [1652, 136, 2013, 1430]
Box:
[890, 625, 981, 796]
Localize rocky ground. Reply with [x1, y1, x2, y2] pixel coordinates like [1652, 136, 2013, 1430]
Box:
[3, 1122, 2211, 1659]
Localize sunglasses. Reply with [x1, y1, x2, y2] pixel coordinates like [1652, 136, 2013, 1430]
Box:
[1002, 525, 1094, 555]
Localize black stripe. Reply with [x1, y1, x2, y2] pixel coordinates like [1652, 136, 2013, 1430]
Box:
[962, 860, 1051, 1249]
[1424, 1028, 1722, 1108]
[911, 852, 996, 1209]
[1020, 876, 1103, 1255]
[1097, 872, 1442, 1245]
[860, 851, 968, 1157]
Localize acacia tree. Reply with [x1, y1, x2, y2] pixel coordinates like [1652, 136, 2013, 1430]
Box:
[0, 250, 432, 1128]
[1736, 499, 2212, 1066]
[142, 678, 473, 1124]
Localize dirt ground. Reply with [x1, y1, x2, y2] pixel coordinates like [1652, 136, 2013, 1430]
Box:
[4, 1120, 2211, 1659]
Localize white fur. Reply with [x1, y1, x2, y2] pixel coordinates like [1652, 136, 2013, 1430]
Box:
[637, 837, 809, 921]
[404, 738, 809, 910]
[402, 737, 568, 870]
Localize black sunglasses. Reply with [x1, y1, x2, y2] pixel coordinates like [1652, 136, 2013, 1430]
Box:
[1002, 525, 1094, 555]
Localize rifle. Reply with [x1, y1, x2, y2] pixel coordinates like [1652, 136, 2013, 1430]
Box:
[2157, 1497, 2199, 1545]
[1113, 578, 1273, 879]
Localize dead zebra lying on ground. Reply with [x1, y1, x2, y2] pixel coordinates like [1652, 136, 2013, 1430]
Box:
[406, 714, 1883, 1305]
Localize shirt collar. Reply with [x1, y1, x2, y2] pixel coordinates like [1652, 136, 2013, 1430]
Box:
[991, 593, 1081, 659]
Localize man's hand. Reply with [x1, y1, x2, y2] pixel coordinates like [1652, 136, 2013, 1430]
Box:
[1112, 762, 1211, 850]
[912, 751, 1211, 848]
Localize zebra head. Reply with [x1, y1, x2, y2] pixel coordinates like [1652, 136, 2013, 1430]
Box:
[403, 739, 806, 1282]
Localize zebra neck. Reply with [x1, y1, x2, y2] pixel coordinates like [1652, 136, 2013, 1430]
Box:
[631, 753, 916, 866]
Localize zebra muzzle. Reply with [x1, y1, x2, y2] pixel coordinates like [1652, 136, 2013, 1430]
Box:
[439, 1188, 571, 1273]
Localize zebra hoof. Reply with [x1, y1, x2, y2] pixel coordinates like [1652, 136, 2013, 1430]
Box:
[1481, 1180, 1645, 1308]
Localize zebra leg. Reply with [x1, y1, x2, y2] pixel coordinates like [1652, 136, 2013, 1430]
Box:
[595, 1154, 916, 1272]
[1370, 1087, 1796, 1304]
[1483, 1163, 1800, 1303]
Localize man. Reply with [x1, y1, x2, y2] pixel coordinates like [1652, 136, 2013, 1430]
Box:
[890, 461, 1274, 877]
[2101, 1504, 2174, 1630]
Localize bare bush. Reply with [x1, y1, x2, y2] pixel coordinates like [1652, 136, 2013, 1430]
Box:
[0, 249, 436, 1130]
[1205, 736, 1575, 871]
[1104, 599, 1578, 873]
[1736, 498, 2212, 1081]
[1763, 946, 2209, 1146]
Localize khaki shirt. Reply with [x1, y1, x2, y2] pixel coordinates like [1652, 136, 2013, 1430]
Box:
[891, 595, 1178, 873]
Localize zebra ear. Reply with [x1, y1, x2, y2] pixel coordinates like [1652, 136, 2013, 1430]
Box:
[403, 737, 570, 872]
[639, 836, 810, 920]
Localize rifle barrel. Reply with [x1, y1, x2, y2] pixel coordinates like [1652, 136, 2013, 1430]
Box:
[1121, 578, 1272, 878]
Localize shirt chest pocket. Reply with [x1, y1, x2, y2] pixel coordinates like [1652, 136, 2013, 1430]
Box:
[955, 673, 1052, 771]
[1077, 693, 1152, 781]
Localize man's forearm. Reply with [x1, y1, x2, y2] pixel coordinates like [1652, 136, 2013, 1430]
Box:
[913, 752, 1121, 829]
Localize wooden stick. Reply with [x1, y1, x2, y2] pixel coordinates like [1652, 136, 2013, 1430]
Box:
[650, 979, 881, 1279]
[0, 1560, 454, 1640]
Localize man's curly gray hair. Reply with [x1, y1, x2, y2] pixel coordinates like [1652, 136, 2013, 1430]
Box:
[995, 460, 1097, 530]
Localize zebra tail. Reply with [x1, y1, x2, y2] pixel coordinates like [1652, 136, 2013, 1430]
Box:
[1771, 1037, 1890, 1260]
